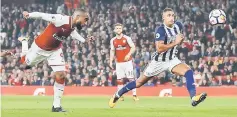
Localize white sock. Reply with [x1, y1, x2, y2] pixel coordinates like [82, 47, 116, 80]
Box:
[21, 40, 28, 56]
[53, 82, 64, 108]
[132, 88, 137, 96]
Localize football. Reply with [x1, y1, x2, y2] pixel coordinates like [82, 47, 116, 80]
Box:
[209, 9, 226, 25]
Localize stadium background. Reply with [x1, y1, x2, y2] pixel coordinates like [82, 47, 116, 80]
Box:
[1, 0, 237, 88]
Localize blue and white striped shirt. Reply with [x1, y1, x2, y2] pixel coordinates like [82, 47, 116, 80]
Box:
[152, 21, 183, 61]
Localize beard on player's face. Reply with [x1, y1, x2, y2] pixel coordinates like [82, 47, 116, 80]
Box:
[73, 16, 88, 30]
[75, 17, 88, 30]
[75, 20, 82, 30]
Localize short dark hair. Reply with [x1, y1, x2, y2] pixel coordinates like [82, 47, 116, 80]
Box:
[114, 23, 123, 28]
[162, 8, 175, 20]
[73, 8, 88, 17]
[74, 8, 87, 13]
[162, 8, 174, 14]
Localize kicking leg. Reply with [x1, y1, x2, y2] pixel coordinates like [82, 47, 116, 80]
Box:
[18, 37, 31, 69]
[171, 62, 207, 107]
[18, 37, 29, 57]
[109, 59, 167, 108]
[18, 37, 46, 69]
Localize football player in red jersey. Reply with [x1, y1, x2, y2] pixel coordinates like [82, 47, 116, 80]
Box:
[19, 9, 93, 112]
[109, 23, 139, 101]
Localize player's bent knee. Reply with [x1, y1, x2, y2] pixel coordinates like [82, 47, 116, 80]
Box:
[55, 77, 65, 84]
[172, 63, 191, 76]
[181, 66, 191, 76]
[183, 67, 191, 73]
[55, 71, 66, 78]
[54, 71, 66, 84]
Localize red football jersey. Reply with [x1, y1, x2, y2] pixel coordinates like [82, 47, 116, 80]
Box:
[34, 16, 73, 50]
[110, 35, 135, 63]
[28, 12, 86, 51]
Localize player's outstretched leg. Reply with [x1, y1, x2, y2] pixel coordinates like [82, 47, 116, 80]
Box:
[109, 74, 150, 108]
[18, 37, 29, 56]
[18, 37, 32, 69]
[52, 71, 67, 112]
[172, 63, 207, 107]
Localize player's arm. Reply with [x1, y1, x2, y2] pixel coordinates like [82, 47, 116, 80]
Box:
[70, 30, 95, 43]
[23, 11, 63, 24]
[155, 28, 183, 53]
[70, 30, 86, 43]
[156, 34, 184, 53]
[109, 39, 115, 69]
[156, 41, 176, 53]
[125, 37, 136, 61]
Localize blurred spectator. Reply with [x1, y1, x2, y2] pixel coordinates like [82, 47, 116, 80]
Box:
[222, 75, 234, 86]
[189, 46, 200, 60]
[144, 79, 155, 87]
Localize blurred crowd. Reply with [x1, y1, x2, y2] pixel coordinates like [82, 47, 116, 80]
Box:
[1, 0, 237, 87]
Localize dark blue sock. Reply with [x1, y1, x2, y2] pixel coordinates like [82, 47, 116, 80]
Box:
[184, 70, 196, 98]
[117, 81, 136, 97]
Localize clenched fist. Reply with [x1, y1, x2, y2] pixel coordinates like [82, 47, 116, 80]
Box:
[22, 11, 30, 19]
[175, 34, 184, 45]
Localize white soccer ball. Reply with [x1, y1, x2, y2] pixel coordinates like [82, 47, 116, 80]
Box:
[209, 9, 226, 25]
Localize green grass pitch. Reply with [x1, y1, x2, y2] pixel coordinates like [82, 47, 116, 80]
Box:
[1, 96, 237, 117]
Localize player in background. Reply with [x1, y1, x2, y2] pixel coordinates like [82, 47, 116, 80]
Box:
[109, 23, 139, 101]
[109, 8, 207, 108]
[19, 9, 93, 112]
